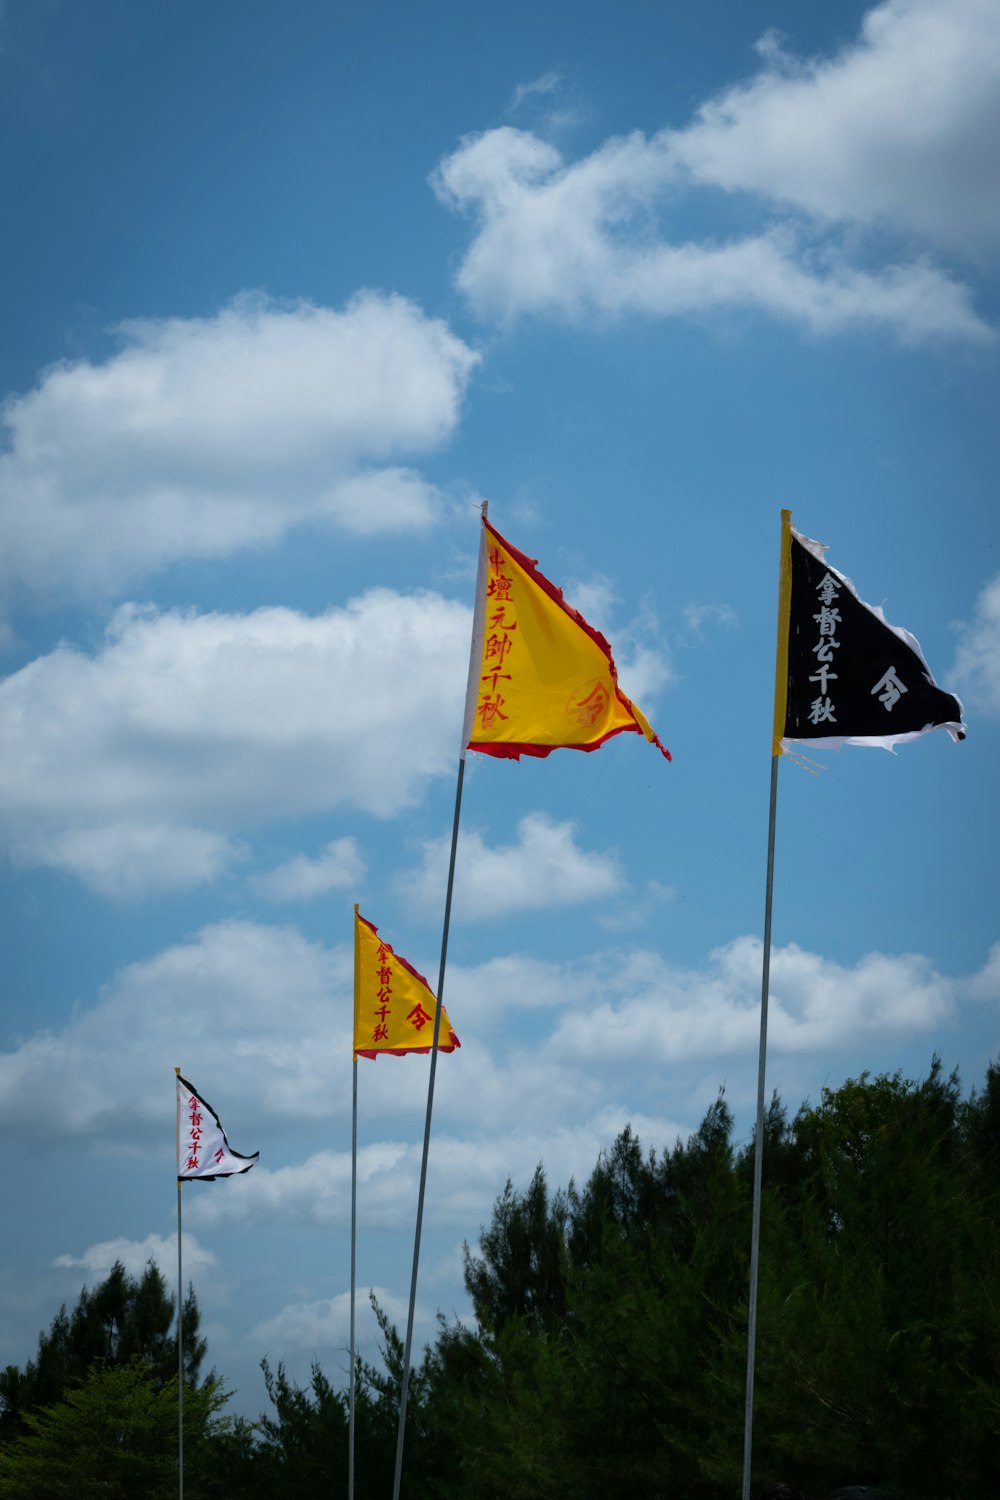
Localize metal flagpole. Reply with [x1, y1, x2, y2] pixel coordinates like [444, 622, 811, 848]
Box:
[175, 1067, 184, 1500]
[349, 1052, 358, 1500]
[391, 500, 485, 1499]
[741, 509, 792, 1500]
[740, 753, 779, 1500]
[391, 753, 467, 1500]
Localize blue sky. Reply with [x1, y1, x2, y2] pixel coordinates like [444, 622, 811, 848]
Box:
[1, 0, 998, 1419]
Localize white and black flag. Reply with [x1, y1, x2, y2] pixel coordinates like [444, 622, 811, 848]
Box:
[176, 1074, 259, 1181]
[778, 521, 965, 753]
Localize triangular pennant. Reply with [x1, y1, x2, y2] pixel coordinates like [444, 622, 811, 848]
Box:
[353, 911, 460, 1060]
[462, 517, 670, 761]
[176, 1074, 259, 1181]
[775, 515, 965, 753]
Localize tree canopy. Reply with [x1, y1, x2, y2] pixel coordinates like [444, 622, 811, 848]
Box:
[2, 1059, 998, 1498]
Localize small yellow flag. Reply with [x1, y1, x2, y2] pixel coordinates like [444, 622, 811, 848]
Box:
[353, 910, 460, 1061]
[463, 518, 670, 761]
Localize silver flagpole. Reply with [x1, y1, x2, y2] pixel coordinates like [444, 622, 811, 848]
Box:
[176, 1067, 184, 1500]
[741, 753, 779, 1500]
[349, 1049, 358, 1500]
[741, 509, 791, 1500]
[391, 502, 485, 1500]
[391, 752, 467, 1500]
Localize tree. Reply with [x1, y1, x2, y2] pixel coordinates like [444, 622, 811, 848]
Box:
[0, 1359, 226, 1500]
[1, 1259, 206, 1441]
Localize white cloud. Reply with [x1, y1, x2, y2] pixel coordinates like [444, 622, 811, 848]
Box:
[53, 1232, 215, 1280]
[252, 1285, 417, 1358]
[952, 572, 1000, 717]
[0, 916, 991, 1155]
[668, 0, 1000, 255]
[24, 823, 238, 898]
[253, 837, 366, 903]
[0, 919, 349, 1138]
[966, 941, 1000, 1003]
[434, 0, 999, 344]
[434, 126, 990, 342]
[0, 593, 469, 893]
[188, 1112, 691, 1240]
[549, 937, 960, 1064]
[400, 812, 626, 919]
[510, 71, 563, 112]
[682, 603, 739, 639]
[0, 292, 478, 604]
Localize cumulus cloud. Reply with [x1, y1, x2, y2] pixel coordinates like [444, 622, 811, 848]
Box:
[0, 919, 349, 1139]
[668, 0, 1000, 255]
[433, 0, 997, 343]
[253, 837, 366, 903]
[252, 1285, 416, 1357]
[549, 937, 961, 1064]
[2, 913, 988, 1154]
[952, 572, 1000, 717]
[53, 1232, 215, 1279]
[0, 593, 469, 893]
[0, 292, 478, 604]
[26, 823, 238, 899]
[434, 127, 990, 343]
[966, 941, 1000, 1003]
[400, 813, 626, 919]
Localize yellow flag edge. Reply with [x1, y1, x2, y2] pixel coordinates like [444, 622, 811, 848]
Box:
[771, 508, 793, 758]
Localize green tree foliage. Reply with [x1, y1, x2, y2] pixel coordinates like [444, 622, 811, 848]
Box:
[0, 1359, 226, 1500]
[414, 1060, 1000, 1500]
[0, 1259, 205, 1442]
[5, 1061, 998, 1498]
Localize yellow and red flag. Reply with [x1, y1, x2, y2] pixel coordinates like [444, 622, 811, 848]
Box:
[353, 909, 460, 1061]
[462, 517, 670, 761]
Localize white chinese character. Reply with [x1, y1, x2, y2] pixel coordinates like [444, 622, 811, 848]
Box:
[809, 664, 838, 694]
[813, 605, 842, 636]
[816, 572, 840, 606]
[808, 695, 837, 725]
[871, 666, 908, 711]
[812, 637, 840, 664]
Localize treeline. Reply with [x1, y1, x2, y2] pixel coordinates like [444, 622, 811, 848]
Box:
[1, 1058, 998, 1499]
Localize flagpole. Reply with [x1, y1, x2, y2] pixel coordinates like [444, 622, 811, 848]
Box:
[175, 1067, 184, 1500]
[741, 509, 792, 1500]
[349, 1052, 358, 1500]
[391, 751, 467, 1500]
[741, 752, 779, 1500]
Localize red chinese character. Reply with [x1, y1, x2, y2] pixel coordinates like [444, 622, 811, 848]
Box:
[214, 1147, 225, 1165]
[487, 545, 505, 573]
[185, 1154, 200, 1171]
[481, 668, 512, 694]
[487, 574, 513, 602]
[372, 1023, 390, 1043]
[478, 694, 509, 729]
[570, 681, 610, 726]
[377, 963, 393, 985]
[374, 1003, 391, 1023]
[485, 631, 514, 665]
[407, 1003, 431, 1031]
